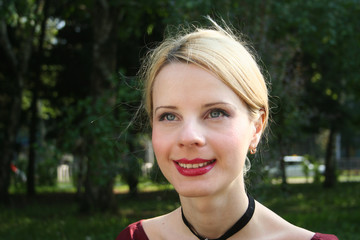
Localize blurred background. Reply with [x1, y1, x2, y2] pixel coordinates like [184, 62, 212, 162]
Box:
[0, 0, 359, 239]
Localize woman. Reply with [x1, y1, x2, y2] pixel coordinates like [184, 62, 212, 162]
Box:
[117, 19, 338, 240]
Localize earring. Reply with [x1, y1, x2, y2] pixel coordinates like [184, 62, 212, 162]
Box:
[250, 147, 257, 154]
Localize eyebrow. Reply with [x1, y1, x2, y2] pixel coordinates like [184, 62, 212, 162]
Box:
[154, 105, 177, 114]
[203, 102, 232, 108]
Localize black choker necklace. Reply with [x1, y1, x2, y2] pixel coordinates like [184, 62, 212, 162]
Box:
[181, 194, 255, 240]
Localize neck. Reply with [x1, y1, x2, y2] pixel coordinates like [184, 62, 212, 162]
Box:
[179, 178, 249, 239]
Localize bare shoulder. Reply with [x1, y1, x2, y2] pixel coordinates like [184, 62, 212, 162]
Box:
[142, 208, 184, 240]
[251, 201, 315, 240]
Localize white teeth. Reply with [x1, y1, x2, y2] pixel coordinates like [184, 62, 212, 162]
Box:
[178, 160, 214, 169]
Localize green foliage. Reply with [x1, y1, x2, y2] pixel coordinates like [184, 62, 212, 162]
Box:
[270, 0, 360, 129]
[114, 75, 145, 195]
[301, 159, 310, 182]
[35, 142, 60, 186]
[2, 0, 360, 208]
[305, 154, 322, 184]
[60, 94, 120, 184]
[58, 72, 144, 198]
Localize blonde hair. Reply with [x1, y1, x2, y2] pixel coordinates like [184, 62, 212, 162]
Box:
[142, 18, 269, 137]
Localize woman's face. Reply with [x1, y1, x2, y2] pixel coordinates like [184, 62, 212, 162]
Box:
[151, 63, 262, 198]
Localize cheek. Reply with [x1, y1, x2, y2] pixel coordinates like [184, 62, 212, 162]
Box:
[220, 133, 246, 159]
[151, 129, 176, 183]
[151, 130, 162, 156]
[216, 122, 251, 146]
[151, 128, 171, 161]
[214, 124, 252, 162]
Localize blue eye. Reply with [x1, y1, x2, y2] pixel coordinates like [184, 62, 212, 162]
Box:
[210, 111, 221, 118]
[159, 113, 176, 121]
[208, 109, 229, 119]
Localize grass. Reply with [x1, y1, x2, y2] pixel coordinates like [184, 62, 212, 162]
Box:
[252, 182, 359, 239]
[1, 182, 359, 240]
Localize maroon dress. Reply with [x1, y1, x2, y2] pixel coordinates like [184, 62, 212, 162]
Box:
[116, 221, 338, 240]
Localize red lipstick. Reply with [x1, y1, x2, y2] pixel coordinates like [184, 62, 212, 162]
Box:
[173, 158, 216, 176]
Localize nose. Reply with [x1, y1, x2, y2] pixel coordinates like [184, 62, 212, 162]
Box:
[178, 119, 206, 147]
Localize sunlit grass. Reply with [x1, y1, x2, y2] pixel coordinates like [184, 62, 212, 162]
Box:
[10, 178, 174, 195]
[252, 182, 359, 240]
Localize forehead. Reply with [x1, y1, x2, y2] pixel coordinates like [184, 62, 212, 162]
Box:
[154, 62, 219, 88]
[152, 63, 246, 110]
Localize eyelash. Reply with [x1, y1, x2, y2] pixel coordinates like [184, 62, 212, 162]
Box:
[158, 112, 177, 121]
[158, 108, 230, 122]
[206, 108, 230, 119]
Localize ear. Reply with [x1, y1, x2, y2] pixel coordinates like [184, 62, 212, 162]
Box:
[250, 109, 265, 149]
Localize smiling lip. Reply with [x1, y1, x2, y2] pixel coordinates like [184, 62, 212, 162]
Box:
[173, 158, 216, 176]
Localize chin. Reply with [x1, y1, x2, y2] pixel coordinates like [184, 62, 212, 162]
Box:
[178, 190, 214, 198]
[174, 183, 219, 198]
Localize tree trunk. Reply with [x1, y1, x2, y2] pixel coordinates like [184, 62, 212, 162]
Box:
[0, 94, 22, 204]
[280, 155, 287, 187]
[323, 128, 337, 188]
[127, 141, 139, 197]
[277, 135, 288, 188]
[75, 155, 86, 200]
[27, 0, 50, 196]
[81, 153, 116, 212]
[27, 89, 38, 196]
[0, 12, 34, 202]
[79, 0, 122, 212]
